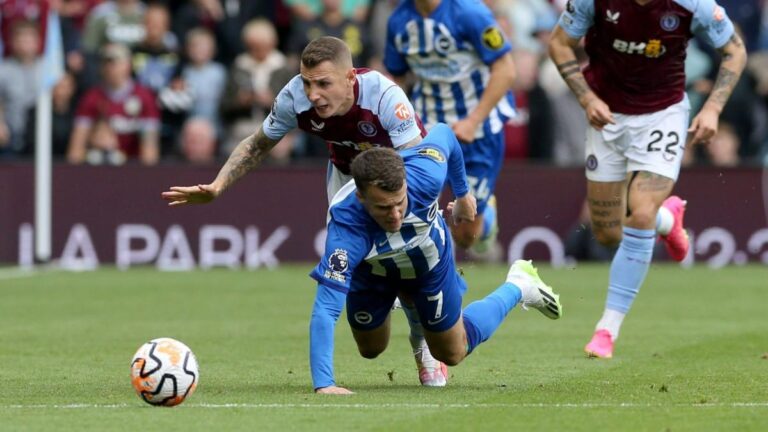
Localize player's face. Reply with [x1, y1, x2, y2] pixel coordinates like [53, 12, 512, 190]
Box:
[300, 60, 355, 119]
[358, 184, 408, 233]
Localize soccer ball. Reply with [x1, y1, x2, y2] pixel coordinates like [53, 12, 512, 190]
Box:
[130, 337, 199, 406]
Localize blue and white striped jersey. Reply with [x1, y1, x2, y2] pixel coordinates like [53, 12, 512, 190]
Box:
[310, 124, 469, 291]
[384, 0, 516, 140]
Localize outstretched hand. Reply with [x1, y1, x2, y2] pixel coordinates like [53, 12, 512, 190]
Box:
[446, 194, 477, 224]
[315, 385, 354, 395]
[161, 184, 220, 207]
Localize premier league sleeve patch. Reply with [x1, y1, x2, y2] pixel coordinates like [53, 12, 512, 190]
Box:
[323, 248, 349, 283]
[482, 26, 506, 50]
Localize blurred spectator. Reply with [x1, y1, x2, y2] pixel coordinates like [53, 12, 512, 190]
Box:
[81, 0, 146, 53]
[180, 27, 226, 135]
[24, 72, 80, 157]
[0, 20, 43, 156]
[172, 0, 280, 65]
[67, 43, 160, 165]
[287, 0, 371, 67]
[683, 123, 741, 167]
[492, 0, 558, 54]
[285, 0, 370, 23]
[84, 118, 126, 165]
[0, 0, 52, 57]
[131, 3, 179, 93]
[179, 117, 217, 164]
[220, 18, 286, 153]
[503, 49, 554, 161]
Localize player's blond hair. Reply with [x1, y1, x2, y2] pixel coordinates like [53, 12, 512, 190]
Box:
[301, 36, 353, 69]
[351, 148, 405, 194]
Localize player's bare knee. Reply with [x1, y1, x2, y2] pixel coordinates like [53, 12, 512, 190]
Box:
[357, 345, 386, 359]
[626, 207, 657, 229]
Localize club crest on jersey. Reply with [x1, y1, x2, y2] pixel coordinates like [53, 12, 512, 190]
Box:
[357, 121, 377, 137]
[481, 26, 505, 50]
[434, 32, 456, 56]
[124, 96, 142, 116]
[605, 10, 620, 24]
[613, 39, 666, 58]
[660, 13, 679, 31]
[311, 119, 325, 131]
[418, 147, 446, 163]
[586, 154, 598, 171]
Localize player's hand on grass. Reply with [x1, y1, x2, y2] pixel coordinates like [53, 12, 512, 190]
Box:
[448, 194, 477, 224]
[583, 97, 615, 131]
[315, 385, 354, 395]
[161, 184, 220, 206]
[451, 117, 479, 143]
[688, 104, 719, 145]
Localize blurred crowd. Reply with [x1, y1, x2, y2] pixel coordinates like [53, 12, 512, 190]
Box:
[0, 0, 767, 167]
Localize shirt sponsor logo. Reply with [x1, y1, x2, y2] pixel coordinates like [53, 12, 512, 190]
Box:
[481, 26, 505, 50]
[417, 147, 446, 163]
[713, 5, 725, 21]
[358, 121, 377, 137]
[393, 117, 415, 135]
[327, 140, 378, 151]
[394, 103, 411, 121]
[612, 39, 666, 58]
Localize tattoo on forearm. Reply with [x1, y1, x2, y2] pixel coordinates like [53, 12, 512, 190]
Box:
[556, 61, 590, 95]
[220, 132, 274, 188]
[710, 34, 745, 107]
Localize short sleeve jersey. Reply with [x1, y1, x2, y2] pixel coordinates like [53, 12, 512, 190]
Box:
[262, 69, 427, 174]
[558, 0, 735, 114]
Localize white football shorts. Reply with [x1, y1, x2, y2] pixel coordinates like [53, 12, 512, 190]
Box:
[584, 97, 690, 182]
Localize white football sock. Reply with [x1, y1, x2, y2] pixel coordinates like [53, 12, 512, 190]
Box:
[656, 206, 674, 236]
[596, 309, 626, 341]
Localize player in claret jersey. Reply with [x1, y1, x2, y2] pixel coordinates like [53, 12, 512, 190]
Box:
[549, 0, 746, 358]
[162, 36, 454, 392]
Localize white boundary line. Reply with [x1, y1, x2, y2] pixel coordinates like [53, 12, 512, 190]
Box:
[2, 402, 768, 409]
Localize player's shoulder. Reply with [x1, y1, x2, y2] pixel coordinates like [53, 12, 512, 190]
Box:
[329, 182, 369, 228]
[390, 0, 416, 17]
[448, 0, 494, 15]
[403, 124, 453, 163]
[670, 0, 702, 14]
[275, 74, 312, 110]
[356, 69, 402, 112]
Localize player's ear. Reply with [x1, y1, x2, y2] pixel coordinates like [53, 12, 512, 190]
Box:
[346, 67, 356, 84]
[355, 189, 365, 203]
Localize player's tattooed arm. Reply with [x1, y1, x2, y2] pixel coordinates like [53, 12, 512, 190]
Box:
[549, 25, 615, 130]
[212, 128, 279, 194]
[706, 33, 747, 112]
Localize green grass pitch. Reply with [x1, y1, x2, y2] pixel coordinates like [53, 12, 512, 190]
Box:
[0, 264, 766, 431]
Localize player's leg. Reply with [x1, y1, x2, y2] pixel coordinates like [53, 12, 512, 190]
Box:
[585, 101, 689, 358]
[346, 279, 396, 359]
[419, 260, 561, 366]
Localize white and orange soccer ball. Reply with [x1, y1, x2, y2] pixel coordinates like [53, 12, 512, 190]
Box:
[130, 337, 199, 406]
